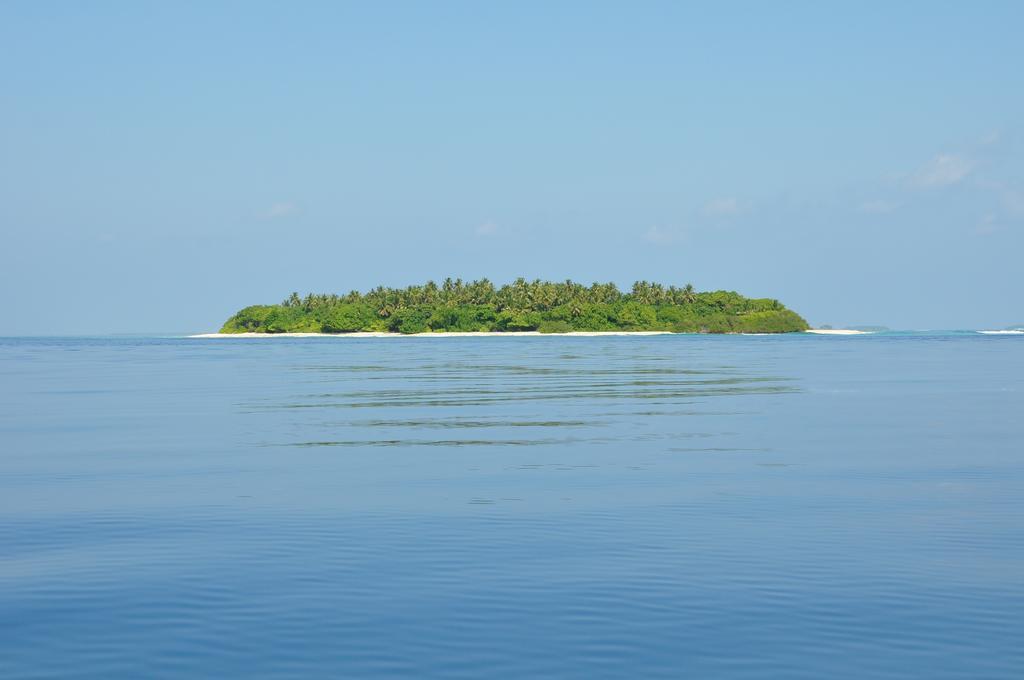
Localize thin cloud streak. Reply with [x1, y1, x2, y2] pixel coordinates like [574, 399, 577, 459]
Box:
[912, 154, 973, 188]
[860, 200, 900, 214]
[475, 221, 499, 237]
[259, 202, 300, 220]
[643, 226, 685, 245]
[703, 197, 741, 216]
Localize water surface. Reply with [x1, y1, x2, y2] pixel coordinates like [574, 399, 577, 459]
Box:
[1, 333, 1022, 678]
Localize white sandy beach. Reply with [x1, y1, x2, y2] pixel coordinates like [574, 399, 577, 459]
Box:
[189, 329, 871, 338]
[188, 331, 676, 338]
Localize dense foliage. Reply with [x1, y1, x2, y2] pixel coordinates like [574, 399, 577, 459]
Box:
[220, 278, 808, 334]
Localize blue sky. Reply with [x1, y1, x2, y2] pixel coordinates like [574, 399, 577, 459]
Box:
[2, 1, 1021, 333]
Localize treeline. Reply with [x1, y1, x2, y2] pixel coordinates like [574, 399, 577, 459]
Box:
[220, 278, 808, 334]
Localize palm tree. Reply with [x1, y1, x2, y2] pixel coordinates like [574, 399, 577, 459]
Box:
[631, 280, 654, 305]
[650, 282, 666, 304]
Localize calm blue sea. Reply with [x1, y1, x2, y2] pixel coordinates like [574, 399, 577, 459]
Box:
[1, 332, 1022, 679]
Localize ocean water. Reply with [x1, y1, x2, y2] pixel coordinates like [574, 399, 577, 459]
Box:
[1, 333, 1021, 679]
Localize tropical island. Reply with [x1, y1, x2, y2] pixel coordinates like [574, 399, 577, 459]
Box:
[216, 278, 808, 335]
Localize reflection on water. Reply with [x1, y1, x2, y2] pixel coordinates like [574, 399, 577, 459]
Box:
[1, 334, 1022, 678]
[244, 347, 793, 452]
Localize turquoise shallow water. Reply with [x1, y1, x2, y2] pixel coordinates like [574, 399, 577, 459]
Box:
[1, 333, 1022, 678]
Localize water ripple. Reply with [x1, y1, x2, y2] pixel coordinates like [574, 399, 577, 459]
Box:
[2, 334, 1022, 678]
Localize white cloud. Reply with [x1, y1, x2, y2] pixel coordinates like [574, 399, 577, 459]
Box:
[1001, 188, 1024, 217]
[979, 130, 1002, 146]
[643, 225, 685, 244]
[259, 202, 299, 220]
[475, 221, 499, 237]
[859, 199, 900, 214]
[703, 197, 741, 216]
[975, 214, 1000, 236]
[912, 154, 973, 187]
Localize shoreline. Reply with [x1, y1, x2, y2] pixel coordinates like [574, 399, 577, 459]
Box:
[188, 329, 869, 338]
[189, 331, 676, 338]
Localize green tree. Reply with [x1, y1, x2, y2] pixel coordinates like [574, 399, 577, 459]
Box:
[218, 278, 809, 334]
